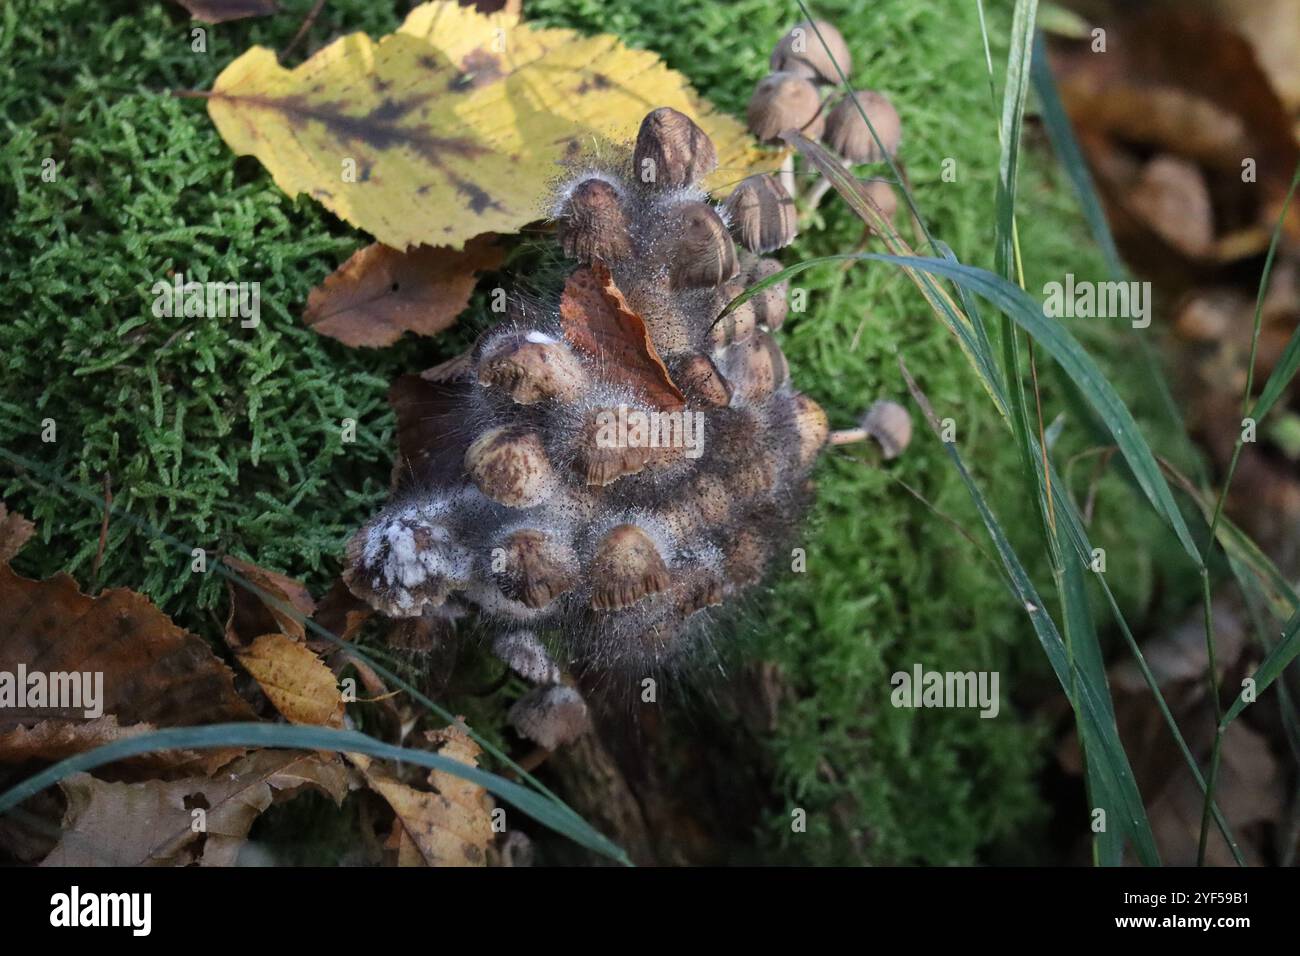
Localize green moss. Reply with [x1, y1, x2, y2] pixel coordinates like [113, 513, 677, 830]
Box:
[1, 0, 1186, 864]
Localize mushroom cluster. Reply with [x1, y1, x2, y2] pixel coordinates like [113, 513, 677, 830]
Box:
[343, 107, 828, 675]
[747, 19, 902, 218]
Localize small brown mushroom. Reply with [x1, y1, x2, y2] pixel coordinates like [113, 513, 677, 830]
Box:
[824, 91, 901, 164]
[674, 353, 733, 407]
[465, 427, 557, 508]
[508, 685, 590, 750]
[747, 72, 827, 143]
[632, 107, 718, 190]
[862, 399, 912, 459]
[790, 393, 829, 469]
[590, 523, 672, 610]
[478, 334, 587, 404]
[493, 528, 580, 610]
[669, 202, 738, 290]
[740, 257, 790, 330]
[557, 178, 633, 263]
[724, 174, 798, 254]
[770, 19, 852, 85]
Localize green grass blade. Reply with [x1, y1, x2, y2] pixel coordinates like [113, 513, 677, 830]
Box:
[0, 722, 631, 865]
[1246, 164, 1300, 423]
[1224, 606, 1300, 725]
[901, 362, 1160, 864]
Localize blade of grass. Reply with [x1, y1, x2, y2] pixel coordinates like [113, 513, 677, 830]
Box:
[0, 723, 631, 864]
[901, 358, 1160, 864]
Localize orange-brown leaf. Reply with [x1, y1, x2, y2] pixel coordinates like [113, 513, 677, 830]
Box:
[559, 263, 685, 410]
[304, 238, 503, 347]
[0, 566, 256, 729]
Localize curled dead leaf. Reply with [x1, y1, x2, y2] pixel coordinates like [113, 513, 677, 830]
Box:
[559, 263, 685, 410]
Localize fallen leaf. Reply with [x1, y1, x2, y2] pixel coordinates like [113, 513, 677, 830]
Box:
[304, 237, 503, 347]
[224, 555, 316, 648]
[350, 722, 494, 866]
[311, 577, 374, 644]
[0, 502, 35, 564]
[0, 565, 256, 728]
[235, 632, 343, 726]
[171, 0, 278, 24]
[388, 364, 477, 491]
[41, 750, 348, 866]
[559, 263, 685, 410]
[0, 717, 237, 777]
[1127, 155, 1215, 259]
[206, 0, 774, 251]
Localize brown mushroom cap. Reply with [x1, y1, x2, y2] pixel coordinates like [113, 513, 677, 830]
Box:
[770, 19, 852, 84]
[464, 427, 556, 508]
[669, 202, 738, 290]
[745, 257, 790, 330]
[557, 178, 633, 263]
[508, 685, 590, 750]
[590, 523, 672, 610]
[632, 107, 718, 189]
[724, 173, 797, 254]
[824, 91, 901, 163]
[862, 399, 912, 459]
[478, 334, 587, 405]
[747, 72, 826, 144]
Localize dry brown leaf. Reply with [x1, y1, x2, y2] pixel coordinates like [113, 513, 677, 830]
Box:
[0, 716, 238, 777]
[388, 365, 477, 492]
[350, 722, 494, 867]
[311, 577, 374, 645]
[223, 555, 316, 648]
[559, 263, 685, 410]
[304, 238, 504, 348]
[235, 632, 343, 727]
[0, 502, 35, 564]
[171, 0, 278, 24]
[1147, 722, 1283, 866]
[41, 750, 348, 867]
[0, 565, 256, 729]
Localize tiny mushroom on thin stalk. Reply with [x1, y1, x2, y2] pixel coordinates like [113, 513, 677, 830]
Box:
[807, 90, 902, 210]
[831, 399, 913, 460]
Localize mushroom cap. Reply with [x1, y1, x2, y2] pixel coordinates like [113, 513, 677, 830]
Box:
[508, 685, 590, 750]
[861, 399, 913, 459]
[669, 201, 738, 290]
[464, 427, 556, 508]
[824, 91, 901, 163]
[493, 528, 580, 610]
[590, 523, 672, 610]
[478, 334, 587, 405]
[724, 173, 797, 254]
[632, 107, 718, 189]
[770, 19, 852, 84]
[790, 392, 829, 469]
[745, 256, 790, 330]
[492, 630, 562, 684]
[747, 72, 826, 144]
[862, 179, 899, 231]
[557, 177, 633, 263]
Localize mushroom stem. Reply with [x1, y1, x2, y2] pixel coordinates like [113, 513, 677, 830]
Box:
[779, 153, 797, 199]
[830, 428, 868, 445]
[804, 156, 852, 212]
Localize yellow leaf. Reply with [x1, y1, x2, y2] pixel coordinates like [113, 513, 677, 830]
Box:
[206, 0, 777, 250]
[236, 632, 343, 727]
[349, 723, 495, 866]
